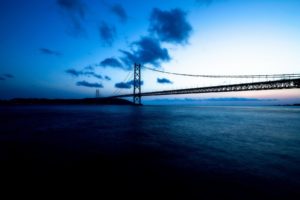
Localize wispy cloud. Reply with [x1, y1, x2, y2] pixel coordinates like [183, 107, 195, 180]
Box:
[76, 81, 103, 88]
[39, 48, 62, 56]
[3, 74, 14, 78]
[56, 0, 87, 36]
[110, 4, 127, 23]
[105, 76, 111, 81]
[84, 71, 102, 79]
[65, 69, 102, 79]
[65, 69, 82, 77]
[99, 57, 124, 69]
[0, 73, 14, 81]
[99, 21, 116, 46]
[157, 78, 173, 84]
[84, 65, 94, 71]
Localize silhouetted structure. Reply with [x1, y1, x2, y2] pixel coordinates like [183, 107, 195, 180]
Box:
[111, 64, 300, 104]
[114, 78, 300, 98]
[133, 63, 142, 105]
[0, 98, 134, 105]
[96, 89, 100, 98]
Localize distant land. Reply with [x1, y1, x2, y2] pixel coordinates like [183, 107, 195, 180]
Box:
[142, 98, 300, 106]
[0, 98, 299, 106]
[277, 104, 300, 106]
[0, 98, 135, 106]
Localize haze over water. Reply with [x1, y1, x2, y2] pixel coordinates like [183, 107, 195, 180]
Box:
[1, 105, 300, 198]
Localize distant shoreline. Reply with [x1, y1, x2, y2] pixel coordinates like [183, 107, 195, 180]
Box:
[0, 98, 135, 106]
[276, 104, 300, 106]
[0, 98, 299, 106]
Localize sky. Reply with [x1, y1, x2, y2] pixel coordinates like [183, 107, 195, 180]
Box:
[0, 0, 299, 103]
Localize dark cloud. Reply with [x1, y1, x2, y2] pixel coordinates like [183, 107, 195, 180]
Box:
[98, 8, 192, 72]
[133, 37, 170, 65]
[157, 77, 173, 84]
[99, 57, 124, 68]
[84, 72, 102, 79]
[0, 74, 14, 81]
[76, 81, 103, 88]
[111, 4, 127, 23]
[149, 8, 192, 44]
[119, 50, 137, 70]
[115, 80, 144, 89]
[120, 36, 170, 68]
[39, 48, 62, 56]
[65, 69, 82, 77]
[99, 22, 116, 46]
[3, 74, 14, 78]
[56, 0, 86, 36]
[65, 69, 102, 79]
[115, 82, 131, 89]
[105, 76, 111, 81]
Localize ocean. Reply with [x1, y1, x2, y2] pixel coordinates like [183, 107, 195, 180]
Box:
[1, 105, 300, 198]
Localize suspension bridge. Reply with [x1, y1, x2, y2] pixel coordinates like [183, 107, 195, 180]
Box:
[109, 63, 300, 105]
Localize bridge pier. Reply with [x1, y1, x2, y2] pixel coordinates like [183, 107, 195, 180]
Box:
[133, 63, 142, 105]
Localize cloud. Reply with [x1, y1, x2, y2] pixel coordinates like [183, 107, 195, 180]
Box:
[120, 36, 170, 68]
[57, 0, 86, 17]
[84, 72, 102, 79]
[115, 82, 131, 89]
[133, 37, 171, 65]
[3, 74, 14, 78]
[99, 57, 124, 68]
[65, 69, 102, 79]
[149, 8, 192, 44]
[110, 4, 127, 23]
[39, 48, 62, 56]
[157, 78, 173, 84]
[119, 50, 136, 70]
[84, 65, 94, 71]
[99, 22, 116, 46]
[76, 81, 103, 88]
[0, 74, 14, 81]
[115, 80, 144, 89]
[65, 69, 83, 77]
[97, 8, 192, 71]
[56, 0, 86, 36]
[105, 76, 111, 81]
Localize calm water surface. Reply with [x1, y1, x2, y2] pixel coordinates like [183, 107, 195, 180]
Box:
[1, 105, 300, 198]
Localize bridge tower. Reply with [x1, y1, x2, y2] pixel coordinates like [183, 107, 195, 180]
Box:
[133, 63, 142, 105]
[95, 89, 100, 98]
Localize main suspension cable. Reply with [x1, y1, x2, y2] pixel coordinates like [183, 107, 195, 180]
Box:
[143, 66, 300, 79]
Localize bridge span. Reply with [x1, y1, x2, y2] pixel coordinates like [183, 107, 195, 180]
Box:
[109, 63, 300, 104]
[112, 78, 300, 98]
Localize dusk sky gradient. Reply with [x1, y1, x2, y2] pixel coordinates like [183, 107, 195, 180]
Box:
[0, 0, 299, 103]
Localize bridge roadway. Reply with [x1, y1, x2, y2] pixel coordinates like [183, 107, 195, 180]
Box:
[111, 78, 300, 98]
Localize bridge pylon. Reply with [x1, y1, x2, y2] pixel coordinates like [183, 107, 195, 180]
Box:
[133, 63, 142, 105]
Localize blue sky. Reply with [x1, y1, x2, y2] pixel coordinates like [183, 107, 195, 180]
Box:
[0, 0, 299, 103]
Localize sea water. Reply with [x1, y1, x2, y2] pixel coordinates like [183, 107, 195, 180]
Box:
[1, 105, 300, 198]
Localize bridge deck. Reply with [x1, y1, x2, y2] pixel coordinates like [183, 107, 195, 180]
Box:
[111, 78, 300, 98]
